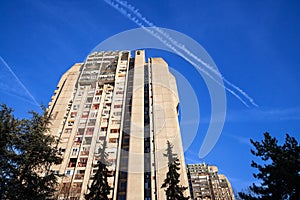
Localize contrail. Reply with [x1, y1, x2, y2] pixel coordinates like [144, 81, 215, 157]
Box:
[155, 37, 251, 107]
[0, 56, 40, 107]
[110, 0, 257, 107]
[0, 89, 41, 106]
[104, 0, 258, 107]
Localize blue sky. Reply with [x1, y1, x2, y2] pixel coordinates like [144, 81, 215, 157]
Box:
[1, 0, 300, 192]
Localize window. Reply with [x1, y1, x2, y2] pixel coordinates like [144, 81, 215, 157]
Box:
[53, 111, 59, 119]
[120, 182, 127, 188]
[109, 138, 117, 143]
[77, 170, 85, 174]
[88, 119, 96, 126]
[96, 90, 102, 95]
[74, 170, 85, 180]
[73, 105, 79, 110]
[111, 129, 120, 133]
[71, 148, 78, 156]
[79, 119, 87, 125]
[119, 195, 126, 200]
[114, 104, 122, 108]
[84, 104, 91, 108]
[86, 127, 94, 135]
[101, 118, 108, 123]
[81, 111, 89, 118]
[78, 158, 88, 167]
[77, 128, 84, 135]
[86, 97, 93, 103]
[88, 90, 94, 96]
[81, 147, 90, 156]
[113, 112, 122, 116]
[78, 91, 84, 96]
[114, 97, 123, 102]
[59, 148, 66, 154]
[111, 120, 120, 124]
[68, 120, 74, 126]
[66, 170, 74, 175]
[70, 112, 77, 118]
[68, 158, 77, 167]
[65, 128, 72, 133]
[102, 110, 109, 115]
[93, 104, 99, 110]
[74, 137, 82, 142]
[90, 111, 98, 118]
[84, 137, 92, 145]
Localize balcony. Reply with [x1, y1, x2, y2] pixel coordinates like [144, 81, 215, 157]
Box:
[95, 90, 102, 95]
[99, 131, 106, 137]
[80, 151, 89, 156]
[93, 104, 100, 110]
[74, 174, 84, 180]
[109, 133, 119, 140]
[77, 162, 87, 167]
[74, 138, 82, 145]
[68, 158, 77, 168]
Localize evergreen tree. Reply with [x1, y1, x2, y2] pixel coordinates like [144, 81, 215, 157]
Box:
[161, 141, 189, 200]
[85, 140, 111, 200]
[238, 132, 300, 200]
[0, 104, 19, 198]
[0, 104, 62, 200]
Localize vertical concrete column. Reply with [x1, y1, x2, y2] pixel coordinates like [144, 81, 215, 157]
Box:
[151, 58, 190, 199]
[126, 50, 145, 200]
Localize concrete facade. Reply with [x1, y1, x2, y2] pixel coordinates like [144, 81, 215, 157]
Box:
[48, 50, 189, 200]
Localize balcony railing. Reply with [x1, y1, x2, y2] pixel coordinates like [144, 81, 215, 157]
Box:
[77, 162, 87, 167]
[80, 151, 90, 156]
[74, 174, 84, 180]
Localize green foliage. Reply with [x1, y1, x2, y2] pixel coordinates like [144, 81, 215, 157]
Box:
[0, 104, 62, 200]
[238, 132, 300, 200]
[85, 140, 111, 200]
[161, 141, 189, 200]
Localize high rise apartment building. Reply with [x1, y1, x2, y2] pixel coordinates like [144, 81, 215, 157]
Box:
[48, 50, 189, 199]
[187, 163, 234, 200]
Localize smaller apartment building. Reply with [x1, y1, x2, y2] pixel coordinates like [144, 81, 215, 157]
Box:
[187, 164, 234, 200]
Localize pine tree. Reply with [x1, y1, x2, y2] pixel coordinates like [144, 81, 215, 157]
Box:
[161, 141, 189, 200]
[238, 132, 300, 200]
[0, 104, 62, 199]
[0, 104, 19, 199]
[85, 140, 111, 200]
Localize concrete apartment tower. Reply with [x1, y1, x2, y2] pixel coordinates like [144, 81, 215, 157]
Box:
[187, 163, 234, 200]
[48, 50, 189, 200]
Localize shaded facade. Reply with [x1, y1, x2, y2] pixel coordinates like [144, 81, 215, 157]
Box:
[187, 163, 234, 200]
[48, 50, 189, 199]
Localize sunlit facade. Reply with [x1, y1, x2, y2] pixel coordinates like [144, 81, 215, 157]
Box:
[187, 163, 234, 200]
[48, 50, 189, 200]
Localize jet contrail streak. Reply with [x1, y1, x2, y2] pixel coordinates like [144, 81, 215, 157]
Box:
[0, 56, 40, 107]
[104, 0, 258, 107]
[0, 89, 41, 106]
